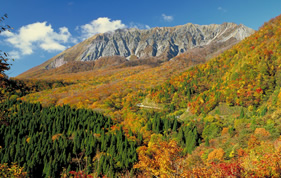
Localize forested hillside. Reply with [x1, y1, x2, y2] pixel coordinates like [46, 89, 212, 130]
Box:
[2, 14, 281, 177]
[147, 14, 281, 116]
[0, 99, 140, 177]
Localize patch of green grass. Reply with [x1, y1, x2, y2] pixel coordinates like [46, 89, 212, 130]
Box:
[209, 102, 246, 117]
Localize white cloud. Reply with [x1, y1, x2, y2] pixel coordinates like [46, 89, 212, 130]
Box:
[218, 7, 227, 12]
[162, 14, 174, 22]
[1, 22, 74, 57]
[129, 22, 150, 29]
[78, 17, 126, 39]
[8, 50, 20, 59]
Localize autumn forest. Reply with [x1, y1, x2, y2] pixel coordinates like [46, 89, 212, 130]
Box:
[2, 14, 281, 177]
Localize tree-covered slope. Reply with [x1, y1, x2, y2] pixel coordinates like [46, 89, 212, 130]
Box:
[147, 15, 281, 116]
[3, 14, 281, 178]
[0, 99, 140, 177]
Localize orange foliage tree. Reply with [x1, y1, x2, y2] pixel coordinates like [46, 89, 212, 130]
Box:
[134, 138, 183, 177]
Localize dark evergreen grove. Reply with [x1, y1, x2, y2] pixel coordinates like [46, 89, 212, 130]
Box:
[0, 99, 138, 177]
[145, 113, 200, 154]
[0, 98, 201, 177]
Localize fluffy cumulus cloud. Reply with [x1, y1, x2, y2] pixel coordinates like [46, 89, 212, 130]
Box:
[1, 18, 151, 59]
[78, 17, 126, 39]
[162, 14, 174, 22]
[1, 22, 74, 57]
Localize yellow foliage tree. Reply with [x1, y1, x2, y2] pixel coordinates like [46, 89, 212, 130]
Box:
[207, 148, 225, 162]
[134, 139, 183, 177]
[0, 163, 27, 177]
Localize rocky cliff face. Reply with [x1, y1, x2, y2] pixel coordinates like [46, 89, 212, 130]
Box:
[79, 23, 255, 62]
[42, 22, 254, 69]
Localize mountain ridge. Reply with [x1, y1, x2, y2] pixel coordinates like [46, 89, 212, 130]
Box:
[4, 13, 281, 178]
[17, 22, 254, 79]
[63, 22, 255, 62]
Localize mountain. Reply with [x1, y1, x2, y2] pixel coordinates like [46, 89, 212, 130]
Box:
[3, 14, 281, 178]
[74, 23, 253, 62]
[141, 14, 281, 120]
[17, 22, 254, 79]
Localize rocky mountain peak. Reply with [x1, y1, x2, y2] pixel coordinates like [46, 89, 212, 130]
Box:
[43, 22, 255, 69]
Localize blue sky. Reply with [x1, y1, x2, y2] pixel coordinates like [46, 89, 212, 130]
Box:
[1, 0, 281, 77]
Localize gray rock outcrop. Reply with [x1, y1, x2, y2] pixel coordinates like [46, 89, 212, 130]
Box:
[46, 22, 255, 69]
